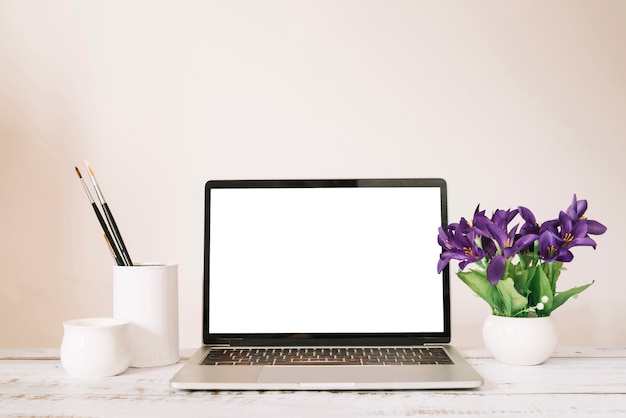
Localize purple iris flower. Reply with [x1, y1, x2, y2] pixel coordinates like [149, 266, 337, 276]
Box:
[485, 221, 537, 258]
[535, 210, 598, 263]
[534, 195, 607, 262]
[558, 211, 597, 249]
[436, 222, 484, 273]
[537, 229, 572, 262]
[480, 217, 537, 284]
[466, 211, 497, 260]
[565, 194, 607, 236]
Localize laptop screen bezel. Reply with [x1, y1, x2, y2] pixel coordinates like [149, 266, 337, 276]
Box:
[202, 178, 451, 346]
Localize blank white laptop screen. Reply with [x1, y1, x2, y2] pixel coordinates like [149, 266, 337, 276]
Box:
[208, 185, 444, 335]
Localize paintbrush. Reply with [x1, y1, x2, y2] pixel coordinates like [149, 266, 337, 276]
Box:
[84, 161, 133, 266]
[75, 167, 124, 266]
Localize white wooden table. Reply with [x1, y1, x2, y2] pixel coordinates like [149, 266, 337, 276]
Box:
[1, 347, 624, 417]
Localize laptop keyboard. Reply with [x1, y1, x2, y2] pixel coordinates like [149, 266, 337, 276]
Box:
[201, 347, 454, 366]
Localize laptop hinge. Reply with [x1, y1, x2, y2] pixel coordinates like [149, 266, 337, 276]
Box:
[207, 337, 449, 347]
[209, 338, 242, 347]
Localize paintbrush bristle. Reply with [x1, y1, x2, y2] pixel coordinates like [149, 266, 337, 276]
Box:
[75, 166, 82, 178]
[84, 160, 95, 177]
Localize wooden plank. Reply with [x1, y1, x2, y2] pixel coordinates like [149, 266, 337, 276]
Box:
[2, 391, 624, 417]
[2, 346, 625, 360]
[458, 346, 626, 359]
[1, 348, 625, 417]
[2, 356, 624, 396]
[475, 356, 626, 394]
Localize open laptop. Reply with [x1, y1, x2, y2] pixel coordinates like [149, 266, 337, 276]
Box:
[170, 178, 483, 390]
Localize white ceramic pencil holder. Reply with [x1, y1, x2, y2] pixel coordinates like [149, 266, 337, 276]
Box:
[113, 264, 179, 367]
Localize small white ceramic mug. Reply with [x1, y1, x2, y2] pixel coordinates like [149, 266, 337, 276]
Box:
[60, 318, 131, 378]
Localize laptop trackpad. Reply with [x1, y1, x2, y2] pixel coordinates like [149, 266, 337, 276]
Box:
[258, 365, 393, 386]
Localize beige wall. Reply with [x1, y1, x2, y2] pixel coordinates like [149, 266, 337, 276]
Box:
[1, 0, 625, 348]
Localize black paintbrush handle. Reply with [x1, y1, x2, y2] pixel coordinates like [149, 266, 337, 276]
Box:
[92, 203, 124, 266]
[102, 203, 133, 266]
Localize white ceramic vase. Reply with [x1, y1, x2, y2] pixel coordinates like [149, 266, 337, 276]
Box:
[482, 314, 558, 366]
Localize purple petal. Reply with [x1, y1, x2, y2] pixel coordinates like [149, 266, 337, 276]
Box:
[437, 227, 452, 248]
[559, 211, 572, 232]
[505, 233, 538, 257]
[576, 198, 588, 218]
[566, 194, 588, 221]
[538, 230, 560, 262]
[570, 236, 597, 248]
[587, 220, 607, 235]
[518, 206, 536, 224]
[485, 222, 508, 247]
[481, 237, 497, 258]
[571, 219, 589, 237]
[437, 256, 449, 274]
[556, 250, 574, 262]
[472, 213, 491, 235]
[486, 254, 506, 285]
[437, 251, 459, 273]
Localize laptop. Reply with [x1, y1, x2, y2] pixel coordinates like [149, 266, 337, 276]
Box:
[170, 178, 483, 390]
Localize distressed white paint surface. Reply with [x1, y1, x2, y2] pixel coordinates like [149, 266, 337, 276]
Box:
[1, 347, 625, 417]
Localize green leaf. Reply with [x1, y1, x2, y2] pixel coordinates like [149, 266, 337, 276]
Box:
[456, 270, 529, 317]
[529, 263, 554, 315]
[456, 270, 502, 314]
[552, 281, 594, 312]
[495, 277, 528, 317]
[550, 262, 565, 293]
[509, 256, 535, 296]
